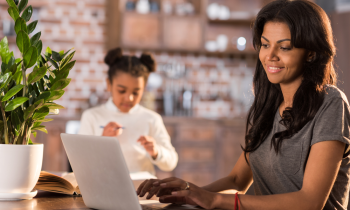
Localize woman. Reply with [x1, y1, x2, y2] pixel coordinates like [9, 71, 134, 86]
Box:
[137, 0, 350, 209]
[78, 48, 178, 175]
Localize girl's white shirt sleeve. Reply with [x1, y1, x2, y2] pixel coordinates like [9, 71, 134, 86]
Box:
[78, 110, 97, 136]
[148, 114, 178, 171]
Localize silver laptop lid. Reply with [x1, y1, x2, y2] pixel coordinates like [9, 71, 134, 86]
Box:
[61, 133, 142, 210]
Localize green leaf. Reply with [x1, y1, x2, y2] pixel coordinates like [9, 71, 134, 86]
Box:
[52, 51, 62, 62]
[14, 17, 27, 34]
[2, 84, 24, 101]
[50, 78, 71, 91]
[34, 40, 42, 56]
[8, 7, 20, 21]
[35, 118, 53, 123]
[35, 91, 50, 102]
[33, 81, 40, 95]
[24, 104, 35, 120]
[30, 31, 41, 46]
[58, 61, 75, 80]
[21, 5, 33, 22]
[33, 98, 44, 109]
[32, 125, 47, 133]
[27, 66, 47, 84]
[28, 138, 34, 144]
[6, 63, 18, 75]
[0, 37, 10, 62]
[15, 58, 22, 71]
[47, 90, 64, 101]
[0, 73, 11, 90]
[33, 121, 41, 128]
[48, 70, 56, 81]
[33, 106, 49, 119]
[5, 97, 29, 112]
[1, 63, 7, 73]
[60, 51, 75, 68]
[32, 131, 37, 138]
[29, 90, 36, 105]
[48, 58, 59, 69]
[11, 111, 21, 131]
[45, 47, 52, 55]
[13, 71, 22, 85]
[23, 46, 38, 68]
[27, 20, 38, 34]
[18, 0, 28, 14]
[54, 67, 73, 84]
[16, 30, 30, 54]
[17, 107, 24, 122]
[44, 102, 65, 109]
[6, 0, 18, 9]
[38, 78, 44, 92]
[6, 55, 15, 68]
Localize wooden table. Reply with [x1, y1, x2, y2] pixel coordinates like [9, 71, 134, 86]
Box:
[0, 191, 213, 210]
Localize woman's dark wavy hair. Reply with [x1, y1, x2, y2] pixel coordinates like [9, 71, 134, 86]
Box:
[104, 48, 156, 83]
[243, 0, 337, 159]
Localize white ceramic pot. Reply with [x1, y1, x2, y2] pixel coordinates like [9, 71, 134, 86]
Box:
[0, 144, 43, 195]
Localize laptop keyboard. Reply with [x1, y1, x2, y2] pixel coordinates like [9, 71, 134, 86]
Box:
[141, 205, 164, 210]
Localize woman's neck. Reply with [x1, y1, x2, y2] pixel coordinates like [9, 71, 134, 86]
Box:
[279, 79, 302, 115]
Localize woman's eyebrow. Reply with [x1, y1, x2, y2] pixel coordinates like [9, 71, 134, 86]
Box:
[117, 85, 126, 88]
[261, 36, 291, 43]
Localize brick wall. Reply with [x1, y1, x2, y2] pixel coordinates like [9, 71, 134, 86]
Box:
[0, 0, 256, 119]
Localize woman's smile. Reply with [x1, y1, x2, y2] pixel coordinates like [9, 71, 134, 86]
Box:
[266, 65, 285, 73]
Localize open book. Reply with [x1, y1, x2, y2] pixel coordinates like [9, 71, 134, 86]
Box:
[34, 171, 157, 195]
[34, 171, 81, 195]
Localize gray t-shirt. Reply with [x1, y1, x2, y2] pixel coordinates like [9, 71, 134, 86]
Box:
[249, 85, 350, 210]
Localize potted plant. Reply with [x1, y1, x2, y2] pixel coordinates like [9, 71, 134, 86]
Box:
[0, 0, 75, 200]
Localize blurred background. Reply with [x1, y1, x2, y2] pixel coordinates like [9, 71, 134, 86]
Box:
[0, 0, 349, 191]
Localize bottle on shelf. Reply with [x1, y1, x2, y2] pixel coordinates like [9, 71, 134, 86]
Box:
[125, 0, 136, 11]
[136, 0, 150, 14]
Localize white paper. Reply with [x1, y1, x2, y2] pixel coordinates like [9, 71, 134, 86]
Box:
[129, 171, 157, 180]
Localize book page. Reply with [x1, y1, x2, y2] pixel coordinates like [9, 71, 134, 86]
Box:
[34, 171, 75, 195]
[62, 173, 81, 195]
[62, 173, 78, 189]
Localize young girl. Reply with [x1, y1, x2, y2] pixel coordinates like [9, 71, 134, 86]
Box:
[137, 0, 350, 209]
[78, 48, 178, 175]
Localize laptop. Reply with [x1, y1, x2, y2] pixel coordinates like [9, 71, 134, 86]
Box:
[60, 133, 199, 210]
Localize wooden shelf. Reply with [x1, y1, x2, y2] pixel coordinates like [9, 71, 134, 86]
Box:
[208, 18, 255, 26]
[107, 0, 262, 55]
[120, 47, 257, 57]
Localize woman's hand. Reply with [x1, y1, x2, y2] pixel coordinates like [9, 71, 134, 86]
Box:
[102, 122, 123, 137]
[137, 136, 158, 159]
[137, 177, 219, 209]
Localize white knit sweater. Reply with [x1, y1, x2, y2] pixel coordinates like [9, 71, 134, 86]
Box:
[78, 98, 178, 175]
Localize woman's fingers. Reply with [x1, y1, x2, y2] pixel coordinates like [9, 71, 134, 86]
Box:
[159, 179, 188, 190]
[137, 180, 148, 195]
[155, 177, 178, 184]
[146, 185, 161, 199]
[156, 187, 181, 197]
[159, 195, 187, 204]
[139, 179, 158, 197]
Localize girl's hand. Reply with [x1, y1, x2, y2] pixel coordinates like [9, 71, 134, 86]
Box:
[137, 177, 219, 209]
[137, 136, 158, 159]
[102, 122, 123, 137]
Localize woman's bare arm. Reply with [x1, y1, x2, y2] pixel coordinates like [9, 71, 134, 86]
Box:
[202, 152, 253, 193]
[214, 140, 345, 210]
